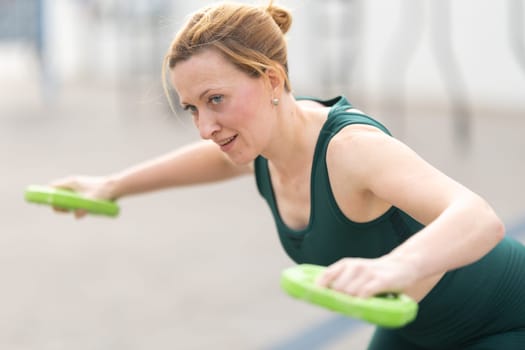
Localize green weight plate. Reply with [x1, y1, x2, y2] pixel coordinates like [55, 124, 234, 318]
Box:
[281, 264, 418, 328]
[25, 185, 119, 217]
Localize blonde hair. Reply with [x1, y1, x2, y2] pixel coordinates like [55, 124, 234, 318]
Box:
[162, 1, 292, 111]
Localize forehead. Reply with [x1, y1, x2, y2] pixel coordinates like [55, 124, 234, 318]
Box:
[171, 49, 248, 100]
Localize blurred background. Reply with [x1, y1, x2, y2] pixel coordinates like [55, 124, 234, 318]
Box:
[1, 0, 524, 349]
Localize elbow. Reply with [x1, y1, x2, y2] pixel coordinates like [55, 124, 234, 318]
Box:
[465, 194, 505, 248]
[480, 199, 505, 245]
[491, 214, 506, 243]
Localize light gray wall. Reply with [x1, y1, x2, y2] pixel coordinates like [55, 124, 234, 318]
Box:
[20, 0, 525, 109]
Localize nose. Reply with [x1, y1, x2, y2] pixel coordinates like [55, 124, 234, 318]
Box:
[196, 111, 221, 140]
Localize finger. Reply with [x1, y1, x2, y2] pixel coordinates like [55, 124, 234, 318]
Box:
[353, 269, 403, 298]
[341, 272, 376, 297]
[316, 260, 346, 287]
[328, 261, 377, 296]
[355, 280, 393, 299]
[330, 267, 358, 292]
[52, 206, 70, 214]
[74, 209, 88, 219]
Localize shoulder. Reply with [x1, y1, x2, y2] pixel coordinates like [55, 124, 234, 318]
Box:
[326, 123, 403, 180]
[328, 123, 392, 158]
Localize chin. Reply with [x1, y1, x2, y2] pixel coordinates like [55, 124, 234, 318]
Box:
[228, 152, 257, 166]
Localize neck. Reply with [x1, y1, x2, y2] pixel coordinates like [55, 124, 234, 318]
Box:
[261, 95, 325, 180]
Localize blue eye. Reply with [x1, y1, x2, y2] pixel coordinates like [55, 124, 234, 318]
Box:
[209, 95, 223, 105]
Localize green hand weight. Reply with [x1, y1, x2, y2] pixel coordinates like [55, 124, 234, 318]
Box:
[281, 264, 418, 328]
[25, 185, 119, 217]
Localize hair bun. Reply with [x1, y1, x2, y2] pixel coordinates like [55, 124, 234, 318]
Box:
[266, 4, 292, 34]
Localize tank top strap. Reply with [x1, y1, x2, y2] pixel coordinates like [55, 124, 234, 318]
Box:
[310, 100, 394, 231]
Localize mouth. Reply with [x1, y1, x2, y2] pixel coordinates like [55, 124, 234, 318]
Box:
[217, 135, 237, 147]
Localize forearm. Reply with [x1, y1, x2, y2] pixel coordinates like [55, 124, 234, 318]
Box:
[387, 193, 505, 280]
[107, 141, 250, 199]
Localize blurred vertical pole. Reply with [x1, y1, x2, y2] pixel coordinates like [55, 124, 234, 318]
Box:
[110, 0, 176, 118]
[1, 0, 55, 102]
[430, 0, 471, 152]
[36, 0, 56, 103]
[333, 0, 363, 96]
[508, 0, 525, 77]
[380, 0, 425, 139]
[311, 0, 363, 97]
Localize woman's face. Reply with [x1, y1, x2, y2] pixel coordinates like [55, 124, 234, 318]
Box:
[171, 49, 277, 165]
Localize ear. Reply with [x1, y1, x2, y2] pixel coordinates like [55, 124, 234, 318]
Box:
[265, 65, 285, 96]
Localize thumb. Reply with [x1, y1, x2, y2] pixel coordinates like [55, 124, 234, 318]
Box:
[50, 176, 78, 191]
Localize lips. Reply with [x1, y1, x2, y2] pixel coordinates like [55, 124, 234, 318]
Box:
[217, 135, 237, 147]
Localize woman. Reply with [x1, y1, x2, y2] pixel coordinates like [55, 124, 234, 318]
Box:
[52, 1, 525, 349]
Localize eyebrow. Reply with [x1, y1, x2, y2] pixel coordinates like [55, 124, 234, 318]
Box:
[180, 88, 215, 107]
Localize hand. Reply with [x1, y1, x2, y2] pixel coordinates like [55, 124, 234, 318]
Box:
[316, 256, 418, 298]
[50, 175, 117, 219]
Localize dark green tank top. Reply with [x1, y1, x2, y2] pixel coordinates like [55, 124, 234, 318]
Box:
[255, 96, 525, 343]
[254, 96, 424, 265]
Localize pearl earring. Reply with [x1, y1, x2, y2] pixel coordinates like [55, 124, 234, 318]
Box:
[272, 98, 279, 106]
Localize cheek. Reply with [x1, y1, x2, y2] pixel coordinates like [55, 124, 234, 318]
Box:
[231, 84, 269, 126]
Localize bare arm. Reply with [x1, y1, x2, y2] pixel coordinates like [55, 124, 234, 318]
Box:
[108, 140, 252, 198]
[318, 126, 504, 297]
[53, 140, 252, 204]
[356, 129, 503, 275]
